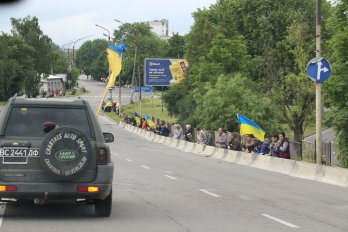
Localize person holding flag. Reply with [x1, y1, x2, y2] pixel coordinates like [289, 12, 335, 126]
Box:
[134, 112, 141, 127]
[146, 114, 156, 129]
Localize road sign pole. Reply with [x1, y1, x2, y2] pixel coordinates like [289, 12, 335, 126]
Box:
[315, 0, 322, 164]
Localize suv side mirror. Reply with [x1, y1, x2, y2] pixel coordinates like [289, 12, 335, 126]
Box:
[103, 132, 114, 143]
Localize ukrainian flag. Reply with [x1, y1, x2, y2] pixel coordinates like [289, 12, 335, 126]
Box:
[146, 114, 156, 128]
[106, 42, 127, 88]
[237, 114, 265, 141]
[134, 112, 141, 125]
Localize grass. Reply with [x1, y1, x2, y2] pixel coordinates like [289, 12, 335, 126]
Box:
[104, 97, 177, 123]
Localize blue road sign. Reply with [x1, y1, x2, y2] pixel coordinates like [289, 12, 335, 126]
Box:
[134, 86, 154, 93]
[306, 57, 332, 83]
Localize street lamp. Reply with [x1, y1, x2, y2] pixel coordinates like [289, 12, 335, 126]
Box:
[72, 35, 93, 68]
[95, 24, 112, 100]
[114, 19, 127, 116]
[95, 24, 111, 44]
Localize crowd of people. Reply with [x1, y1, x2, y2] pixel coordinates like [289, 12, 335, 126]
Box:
[123, 116, 291, 159]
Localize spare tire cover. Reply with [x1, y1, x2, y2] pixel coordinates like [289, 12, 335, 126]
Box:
[40, 127, 92, 179]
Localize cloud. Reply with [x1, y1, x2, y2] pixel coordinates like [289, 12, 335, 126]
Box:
[41, 11, 104, 46]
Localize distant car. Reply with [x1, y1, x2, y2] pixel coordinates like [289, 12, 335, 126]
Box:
[0, 97, 114, 217]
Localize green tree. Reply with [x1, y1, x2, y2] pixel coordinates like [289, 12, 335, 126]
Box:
[192, 73, 282, 133]
[164, 0, 331, 145]
[166, 33, 185, 59]
[10, 16, 54, 96]
[52, 44, 69, 74]
[0, 33, 36, 100]
[75, 39, 108, 79]
[325, 0, 348, 167]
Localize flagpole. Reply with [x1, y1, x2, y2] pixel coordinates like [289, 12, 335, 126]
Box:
[96, 83, 110, 117]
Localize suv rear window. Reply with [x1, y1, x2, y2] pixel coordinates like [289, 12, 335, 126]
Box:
[5, 107, 92, 138]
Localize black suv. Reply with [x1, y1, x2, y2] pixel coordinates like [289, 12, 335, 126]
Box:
[0, 97, 114, 217]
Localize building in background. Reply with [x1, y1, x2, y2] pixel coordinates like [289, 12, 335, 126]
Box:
[146, 19, 170, 40]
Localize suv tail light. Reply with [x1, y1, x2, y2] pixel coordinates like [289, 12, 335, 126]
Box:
[77, 186, 100, 192]
[97, 148, 108, 165]
[0, 185, 17, 192]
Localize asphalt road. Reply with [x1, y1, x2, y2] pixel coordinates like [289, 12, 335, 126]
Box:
[1, 77, 347, 232]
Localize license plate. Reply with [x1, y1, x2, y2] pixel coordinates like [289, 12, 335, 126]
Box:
[0, 148, 40, 157]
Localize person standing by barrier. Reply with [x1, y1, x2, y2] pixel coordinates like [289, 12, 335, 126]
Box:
[185, 124, 194, 142]
[228, 132, 242, 151]
[243, 134, 256, 153]
[259, 137, 271, 155]
[196, 128, 206, 144]
[215, 128, 227, 149]
[204, 131, 214, 146]
[159, 122, 169, 137]
[269, 134, 280, 157]
[141, 118, 148, 130]
[173, 124, 184, 139]
[278, 132, 290, 159]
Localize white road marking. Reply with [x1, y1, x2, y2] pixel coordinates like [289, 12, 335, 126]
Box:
[125, 159, 133, 162]
[0, 205, 6, 228]
[261, 214, 300, 228]
[141, 165, 151, 170]
[164, 175, 177, 180]
[238, 195, 250, 200]
[199, 189, 221, 198]
[111, 152, 119, 156]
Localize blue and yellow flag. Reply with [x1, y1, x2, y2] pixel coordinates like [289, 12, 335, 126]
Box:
[106, 43, 127, 88]
[134, 112, 141, 125]
[146, 114, 156, 128]
[237, 114, 265, 141]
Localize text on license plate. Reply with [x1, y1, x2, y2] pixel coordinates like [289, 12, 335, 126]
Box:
[0, 148, 40, 157]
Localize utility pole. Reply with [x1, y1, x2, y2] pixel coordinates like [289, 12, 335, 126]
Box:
[137, 33, 142, 116]
[315, 0, 322, 164]
[130, 45, 137, 104]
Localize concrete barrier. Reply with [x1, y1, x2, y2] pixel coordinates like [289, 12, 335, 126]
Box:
[192, 144, 206, 155]
[132, 127, 139, 134]
[212, 148, 227, 160]
[164, 137, 173, 146]
[170, 138, 179, 148]
[223, 150, 240, 163]
[153, 134, 161, 143]
[319, 166, 348, 187]
[268, 157, 296, 175]
[183, 142, 195, 153]
[117, 122, 348, 188]
[158, 136, 167, 144]
[290, 161, 321, 181]
[136, 128, 142, 135]
[177, 140, 186, 150]
[143, 131, 151, 139]
[139, 129, 147, 137]
[119, 122, 125, 128]
[148, 132, 156, 142]
[202, 145, 216, 157]
[236, 152, 256, 166]
[128, 125, 134, 132]
[250, 155, 273, 170]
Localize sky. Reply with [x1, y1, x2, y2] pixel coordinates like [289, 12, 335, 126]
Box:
[0, 0, 217, 48]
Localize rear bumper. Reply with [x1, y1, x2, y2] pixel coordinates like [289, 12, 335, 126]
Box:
[0, 163, 114, 200]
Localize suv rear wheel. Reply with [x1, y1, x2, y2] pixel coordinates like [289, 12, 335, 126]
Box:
[95, 188, 112, 217]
